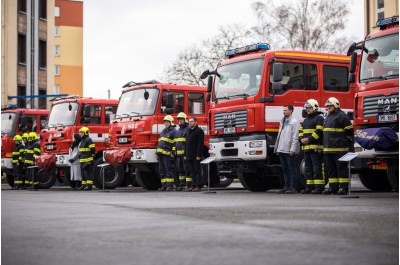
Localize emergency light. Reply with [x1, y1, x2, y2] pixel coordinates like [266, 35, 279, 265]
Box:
[376, 16, 399, 29]
[225, 43, 270, 58]
[1, 104, 18, 110]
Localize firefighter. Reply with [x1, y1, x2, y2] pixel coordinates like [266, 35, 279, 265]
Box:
[299, 99, 324, 194]
[156, 115, 177, 191]
[78, 127, 96, 191]
[11, 135, 24, 190]
[20, 133, 29, 189]
[322, 97, 354, 195]
[174, 112, 191, 191]
[25, 132, 41, 190]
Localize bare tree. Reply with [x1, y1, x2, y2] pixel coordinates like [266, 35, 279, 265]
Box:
[162, 24, 251, 85]
[252, 0, 351, 53]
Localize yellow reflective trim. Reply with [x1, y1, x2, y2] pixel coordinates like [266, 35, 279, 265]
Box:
[87, 180, 93, 184]
[344, 125, 353, 130]
[323, 128, 344, 132]
[339, 178, 349, 183]
[186, 178, 192, 182]
[79, 148, 90, 152]
[12, 152, 20, 155]
[329, 178, 339, 183]
[166, 178, 174, 183]
[34, 148, 41, 152]
[25, 150, 34, 154]
[274, 51, 350, 61]
[298, 133, 304, 137]
[179, 176, 185, 180]
[311, 133, 320, 139]
[159, 137, 174, 144]
[161, 179, 167, 183]
[323, 147, 349, 152]
[156, 148, 171, 156]
[82, 181, 87, 185]
[306, 180, 315, 184]
[303, 129, 316, 134]
[12, 160, 19, 163]
[89, 144, 95, 148]
[302, 144, 322, 150]
[175, 138, 186, 142]
[316, 125, 323, 130]
[24, 160, 33, 164]
[79, 157, 94, 163]
[314, 180, 325, 185]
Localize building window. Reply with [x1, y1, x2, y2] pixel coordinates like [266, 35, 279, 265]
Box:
[54, 6, 60, 17]
[55, 45, 60, 56]
[377, 0, 384, 20]
[54, 26, 60, 36]
[18, 34, 26, 64]
[54, 84, 60, 94]
[17, 86, 26, 108]
[39, 0, 47, 19]
[55, 65, 60, 76]
[39, 40, 47, 68]
[18, 0, 27, 12]
[39, 89, 47, 109]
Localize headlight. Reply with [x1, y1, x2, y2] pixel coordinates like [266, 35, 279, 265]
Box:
[59, 156, 65, 163]
[135, 150, 143, 159]
[249, 141, 263, 148]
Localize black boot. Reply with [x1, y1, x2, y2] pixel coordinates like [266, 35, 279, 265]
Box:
[74, 181, 82, 190]
[84, 184, 92, 191]
[78, 184, 86, 191]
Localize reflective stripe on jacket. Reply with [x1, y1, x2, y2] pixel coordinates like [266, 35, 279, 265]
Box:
[175, 123, 189, 156]
[157, 126, 177, 156]
[24, 141, 41, 165]
[79, 136, 96, 163]
[323, 110, 353, 153]
[12, 144, 24, 164]
[299, 112, 324, 152]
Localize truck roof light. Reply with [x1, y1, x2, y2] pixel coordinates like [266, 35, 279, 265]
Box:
[376, 16, 399, 29]
[1, 104, 18, 110]
[225, 43, 270, 58]
[122, 80, 159, 88]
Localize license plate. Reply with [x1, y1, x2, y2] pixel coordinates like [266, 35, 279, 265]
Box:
[46, 144, 54, 150]
[223, 127, 236, 134]
[118, 137, 128, 143]
[378, 114, 397, 123]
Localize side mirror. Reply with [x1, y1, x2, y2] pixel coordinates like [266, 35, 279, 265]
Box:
[346, 42, 357, 56]
[144, 90, 149, 100]
[207, 76, 213, 93]
[68, 103, 72, 111]
[347, 111, 354, 121]
[83, 105, 91, 118]
[349, 52, 357, 73]
[200, 70, 210, 79]
[166, 94, 173, 109]
[272, 63, 283, 82]
[348, 73, 355, 84]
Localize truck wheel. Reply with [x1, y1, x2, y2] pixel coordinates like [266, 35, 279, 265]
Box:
[5, 171, 14, 187]
[238, 171, 273, 192]
[359, 169, 392, 191]
[135, 165, 161, 190]
[386, 159, 399, 192]
[37, 169, 57, 189]
[93, 158, 124, 189]
[218, 176, 234, 188]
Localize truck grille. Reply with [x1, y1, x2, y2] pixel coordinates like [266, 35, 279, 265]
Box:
[363, 93, 399, 117]
[214, 110, 247, 130]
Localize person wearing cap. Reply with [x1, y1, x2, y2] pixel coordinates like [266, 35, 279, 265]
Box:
[185, 117, 204, 192]
[174, 112, 191, 191]
[11, 135, 25, 190]
[299, 99, 325, 194]
[322, 97, 354, 195]
[78, 127, 96, 191]
[156, 115, 177, 191]
[24, 132, 41, 190]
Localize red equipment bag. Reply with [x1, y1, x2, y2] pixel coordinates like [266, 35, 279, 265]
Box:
[35, 154, 56, 170]
[104, 148, 132, 166]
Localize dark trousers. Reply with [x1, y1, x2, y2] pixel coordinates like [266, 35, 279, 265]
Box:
[304, 151, 324, 191]
[325, 153, 348, 191]
[81, 163, 94, 186]
[186, 159, 201, 188]
[177, 156, 190, 187]
[158, 155, 174, 188]
[279, 153, 297, 190]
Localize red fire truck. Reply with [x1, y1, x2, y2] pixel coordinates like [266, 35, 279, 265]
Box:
[348, 16, 399, 192]
[38, 96, 118, 188]
[1, 104, 49, 187]
[103, 81, 221, 190]
[201, 44, 354, 191]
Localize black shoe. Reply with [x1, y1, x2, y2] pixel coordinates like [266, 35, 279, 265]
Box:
[84, 184, 92, 191]
[322, 188, 338, 195]
[337, 189, 348, 195]
[78, 185, 86, 191]
[158, 187, 166, 191]
[277, 189, 288, 194]
[285, 189, 297, 194]
[301, 189, 312, 194]
[311, 189, 323, 194]
[176, 186, 183, 191]
[165, 186, 173, 192]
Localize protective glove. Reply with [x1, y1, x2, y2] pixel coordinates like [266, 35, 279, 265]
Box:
[69, 159, 74, 163]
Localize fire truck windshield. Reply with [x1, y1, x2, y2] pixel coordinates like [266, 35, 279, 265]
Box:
[214, 59, 263, 101]
[48, 102, 79, 127]
[360, 33, 399, 82]
[1, 112, 17, 135]
[117, 88, 159, 117]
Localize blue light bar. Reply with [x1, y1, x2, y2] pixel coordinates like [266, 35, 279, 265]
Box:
[376, 16, 399, 28]
[225, 43, 270, 58]
[1, 104, 18, 110]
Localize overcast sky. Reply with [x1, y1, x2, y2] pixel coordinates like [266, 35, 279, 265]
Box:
[83, 0, 364, 99]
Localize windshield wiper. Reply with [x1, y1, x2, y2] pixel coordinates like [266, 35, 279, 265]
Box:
[120, 114, 129, 118]
[130, 111, 142, 117]
[360, 76, 387, 82]
[384, 73, 399, 79]
[214, 96, 229, 103]
[228, 93, 249, 100]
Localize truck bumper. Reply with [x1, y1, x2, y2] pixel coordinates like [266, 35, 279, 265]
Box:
[1, 158, 13, 169]
[130, 149, 158, 164]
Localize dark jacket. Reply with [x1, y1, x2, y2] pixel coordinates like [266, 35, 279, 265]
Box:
[12, 143, 25, 165]
[78, 135, 96, 164]
[299, 111, 324, 152]
[323, 109, 353, 153]
[185, 125, 204, 160]
[174, 123, 189, 156]
[24, 140, 41, 166]
[156, 126, 177, 156]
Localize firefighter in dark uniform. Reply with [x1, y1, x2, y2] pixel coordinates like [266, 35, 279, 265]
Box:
[322, 97, 354, 195]
[174, 112, 191, 191]
[299, 99, 325, 194]
[25, 132, 41, 190]
[20, 133, 29, 189]
[11, 135, 24, 190]
[78, 127, 96, 191]
[156, 115, 177, 191]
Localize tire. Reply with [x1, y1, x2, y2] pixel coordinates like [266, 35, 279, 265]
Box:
[238, 170, 276, 192]
[135, 165, 161, 190]
[37, 169, 57, 189]
[93, 157, 124, 189]
[5, 170, 14, 187]
[218, 176, 234, 188]
[386, 158, 399, 192]
[359, 169, 392, 191]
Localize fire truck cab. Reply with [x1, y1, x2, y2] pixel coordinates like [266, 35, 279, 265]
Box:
[348, 16, 399, 192]
[202, 43, 354, 192]
[39, 96, 118, 188]
[1, 104, 49, 187]
[104, 81, 218, 190]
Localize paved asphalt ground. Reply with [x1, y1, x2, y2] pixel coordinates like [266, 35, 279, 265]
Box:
[2, 178, 399, 265]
